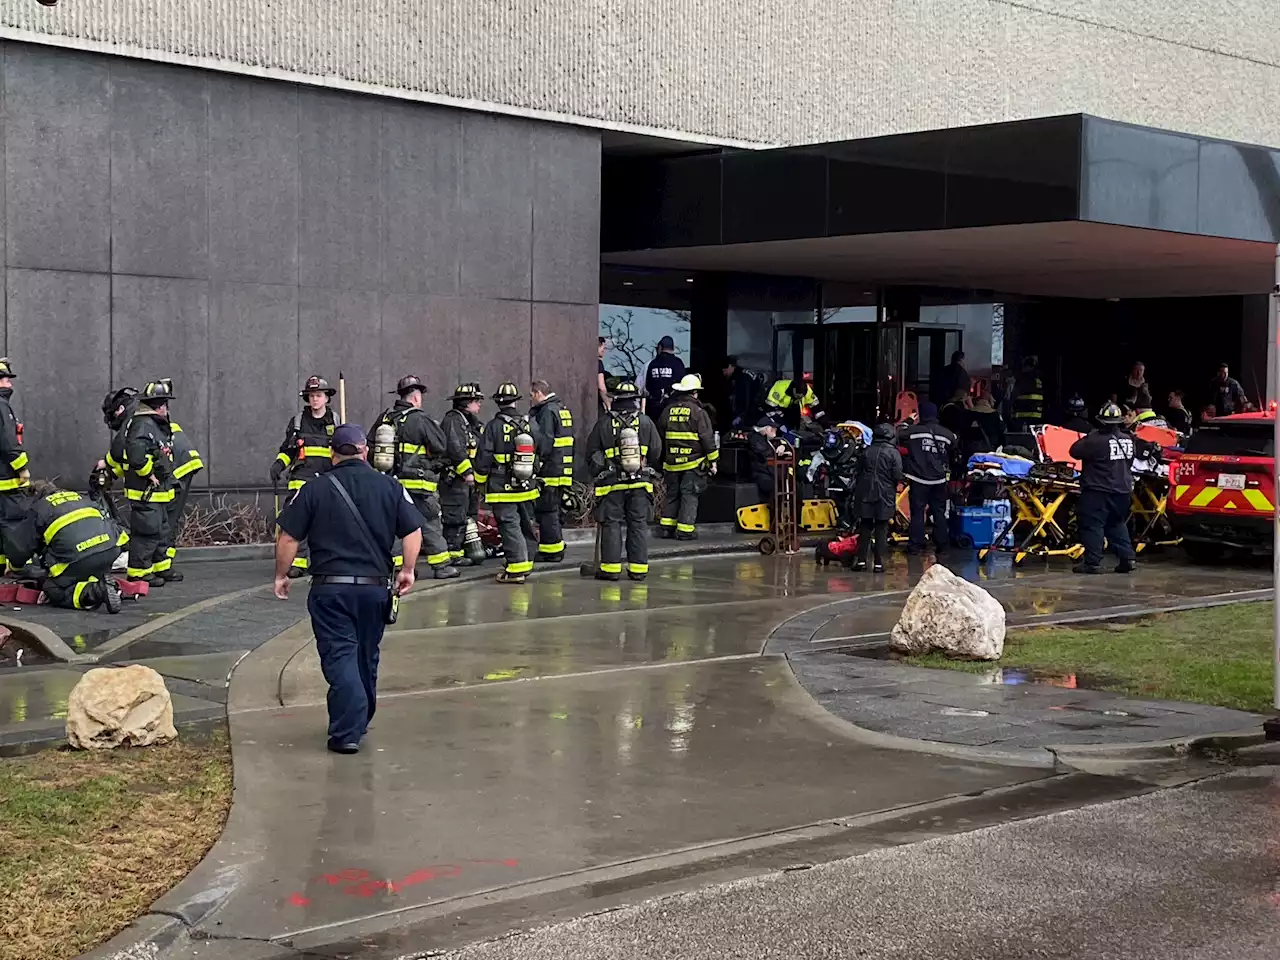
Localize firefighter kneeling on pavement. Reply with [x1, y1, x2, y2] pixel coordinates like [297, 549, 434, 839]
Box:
[529, 379, 574, 563]
[8, 480, 128, 613]
[475, 383, 544, 584]
[587, 382, 662, 581]
[657, 374, 718, 540]
[368, 375, 459, 581]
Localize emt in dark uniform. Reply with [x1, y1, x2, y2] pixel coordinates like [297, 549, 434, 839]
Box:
[1069, 401, 1153, 575]
[274, 424, 423, 755]
[899, 401, 957, 554]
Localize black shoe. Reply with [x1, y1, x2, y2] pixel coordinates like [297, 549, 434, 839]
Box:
[144, 574, 165, 588]
[1114, 560, 1137, 574]
[658, 527, 674, 539]
[103, 578, 123, 615]
[158, 569, 184, 582]
[287, 566, 306, 580]
[535, 552, 564, 563]
[496, 571, 526, 585]
[595, 571, 620, 582]
[628, 572, 647, 582]
[852, 560, 868, 572]
[676, 532, 697, 541]
[327, 740, 360, 755]
[873, 563, 885, 574]
[451, 556, 474, 567]
[432, 564, 460, 580]
[1073, 563, 1103, 575]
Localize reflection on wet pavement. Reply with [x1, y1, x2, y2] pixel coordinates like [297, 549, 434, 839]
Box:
[226, 658, 1041, 942]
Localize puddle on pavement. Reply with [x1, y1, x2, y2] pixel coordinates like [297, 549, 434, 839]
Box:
[0, 626, 54, 669]
[840, 645, 1122, 693]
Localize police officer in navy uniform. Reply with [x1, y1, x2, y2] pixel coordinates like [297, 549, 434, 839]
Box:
[274, 424, 423, 755]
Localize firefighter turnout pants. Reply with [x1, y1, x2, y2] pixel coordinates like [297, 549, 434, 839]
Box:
[439, 478, 472, 562]
[396, 492, 452, 571]
[155, 476, 195, 577]
[44, 550, 121, 610]
[128, 498, 171, 580]
[281, 480, 311, 572]
[598, 488, 650, 579]
[0, 491, 29, 568]
[661, 469, 706, 537]
[1077, 489, 1136, 569]
[535, 486, 565, 560]
[492, 500, 537, 576]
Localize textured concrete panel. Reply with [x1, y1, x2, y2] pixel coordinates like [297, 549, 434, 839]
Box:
[382, 102, 461, 296]
[459, 115, 532, 300]
[378, 293, 461, 421]
[298, 288, 383, 429]
[110, 60, 208, 278]
[5, 43, 111, 272]
[209, 282, 298, 487]
[111, 276, 210, 488]
[298, 91, 382, 291]
[455, 298, 531, 408]
[532, 301, 598, 448]
[209, 74, 299, 285]
[7, 269, 110, 482]
[9, 1, 1280, 149]
[532, 125, 600, 305]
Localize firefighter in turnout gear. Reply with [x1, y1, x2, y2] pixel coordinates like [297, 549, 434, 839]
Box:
[272, 376, 338, 577]
[368, 375, 459, 581]
[8, 480, 127, 613]
[122, 380, 177, 586]
[586, 382, 662, 581]
[153, 378, 202, 582]
[1012, 356, 1045, 425]
[475, 382, 544, 584]
[657, 374, 718, 540]
[440, 383, 485, 565]
[0, 358, 30, 570]
[528, 379, 574, 563]
[763, 377, 827, 431]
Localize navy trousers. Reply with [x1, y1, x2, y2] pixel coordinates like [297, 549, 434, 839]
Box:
[307, 584, 389, 747]
[1077, 489, 1136, 568]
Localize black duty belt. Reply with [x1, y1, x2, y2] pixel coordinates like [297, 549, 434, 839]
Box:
[310, 575, 391, 586]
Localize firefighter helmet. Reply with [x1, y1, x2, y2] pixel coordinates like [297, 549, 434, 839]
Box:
[102, 386, 139, 428]
[672, 373, 703, 393]
[1066, 394, 1086, 415]
[0, 358, 15, 379]
[392, 374, 426, 396]
[1097, 401, 1124, 425]
[300, 375, 336, 398]
[449, 382, 484, 402]
[142, 378, 175, 404]
[492, 382, 522, 404]
[609, 381, 640, 400]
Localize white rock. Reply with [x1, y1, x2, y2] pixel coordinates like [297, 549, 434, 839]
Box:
[66, 665, 177, 750]
[890, 563, 1006, 661]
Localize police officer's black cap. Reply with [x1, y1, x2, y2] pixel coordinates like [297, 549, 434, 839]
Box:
[393, 374, 426, 396]
[332, 423, 366, 455]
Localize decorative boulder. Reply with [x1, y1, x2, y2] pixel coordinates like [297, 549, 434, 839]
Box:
[66, 665, 177, 750]
[890, 563, 1005, 661]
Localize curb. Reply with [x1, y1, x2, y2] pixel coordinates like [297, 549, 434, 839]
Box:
[1049, 727, 1268, 763]
[0, 614, 87, 663]
[75, 913, 187, 960]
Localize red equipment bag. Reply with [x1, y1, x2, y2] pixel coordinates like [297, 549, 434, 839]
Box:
[815, 532, 861, 566]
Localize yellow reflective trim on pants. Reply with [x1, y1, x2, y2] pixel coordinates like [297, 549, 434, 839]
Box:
[426, 551, 452, 566]
[153, 557, 172, 573]
[506, 560, 534, 574]
[166, 547, 176, 558]
[1189, 487, 1219, 508]
[629, 563, 649, 574]
[44, 507, 103, 542]
[72, 578, 99, 609]
[398, 478, 439, 491]
[127, 565, 153, 578]
[449, 549, 465, 559]
[10, 452, 28, 471]
[599, 562, 623, 574]
[677, 523, 695, 533]
[538, 541, 565, 554]
[125, 487, 176, 502]
[49, 560, 69, 577]
[291, 556, 309, 569]
[659, 517, 677, 527]
[553, 436, 573, 447]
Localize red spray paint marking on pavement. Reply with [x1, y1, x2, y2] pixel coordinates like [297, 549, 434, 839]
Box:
[284, 859, 520, 906]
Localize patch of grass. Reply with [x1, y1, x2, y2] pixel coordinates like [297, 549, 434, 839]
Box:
[907, 602, 1276, 714]
[0, 733, 233, 960]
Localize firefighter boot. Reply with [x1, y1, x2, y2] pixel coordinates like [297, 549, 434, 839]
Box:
[103, 578, 123, 615]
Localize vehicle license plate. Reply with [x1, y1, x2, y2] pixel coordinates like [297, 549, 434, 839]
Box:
[1217, 473, 1246, 490]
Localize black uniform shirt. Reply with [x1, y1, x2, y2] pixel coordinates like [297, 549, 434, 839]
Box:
[899, 420, 957, 485]
[1069, 428, 1153, 494]
[277, 459, 423, 577]
[643, 353, 686, 408]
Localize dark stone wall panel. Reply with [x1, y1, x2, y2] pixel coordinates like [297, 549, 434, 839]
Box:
[383, 103, 461, 296]
[5, 44, 111, 272]
[111, 276, 211, 488]
[7, 269, 111, 482]
[299, 91, 383, 291]
[110, 60, 209, 278]
[456, 298, 532, 410]
[532, 126, 600, 304]
[379, 293, 461, 421]
[299, 288, 384, 428]
[209, 76, 300, 285]
[459, 115, 533, 299]
[209, 282, 298, 488]
[532, 301, 599, 449]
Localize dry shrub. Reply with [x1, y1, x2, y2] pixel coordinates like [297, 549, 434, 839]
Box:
[177, 494, 275, 546]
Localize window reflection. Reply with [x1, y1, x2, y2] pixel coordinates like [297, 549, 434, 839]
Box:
[599, 305, 691, 387]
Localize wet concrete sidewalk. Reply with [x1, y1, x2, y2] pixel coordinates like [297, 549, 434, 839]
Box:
[770, 559, 1271, 764]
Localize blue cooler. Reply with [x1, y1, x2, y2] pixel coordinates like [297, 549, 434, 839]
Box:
[950, 499, 1012, 548]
